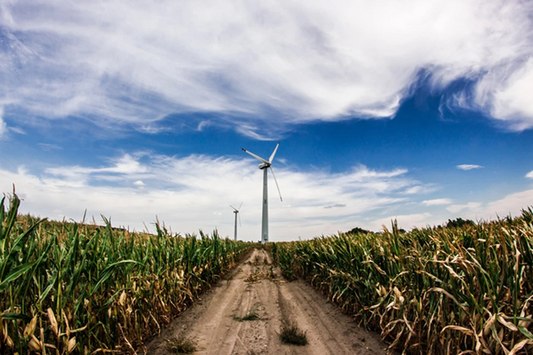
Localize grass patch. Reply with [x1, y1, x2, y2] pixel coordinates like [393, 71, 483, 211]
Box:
[166, 335, 197, 354]
[234, 309, 260, 322]
[279, 324, 308, 346]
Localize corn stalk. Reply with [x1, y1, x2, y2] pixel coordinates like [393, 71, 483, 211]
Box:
[0, 193, 252, 354]
[271, 209, 533, 354]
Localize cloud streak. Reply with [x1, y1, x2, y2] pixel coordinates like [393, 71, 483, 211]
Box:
[2, 152, 532, 238]
[445, 190, 533, 221]
[457, 164, 483, 171]
[422, 198, 452, 206]
[1, 152, 428, 240]
[0, 0, 532, 136]
[0, 107, 6, 138]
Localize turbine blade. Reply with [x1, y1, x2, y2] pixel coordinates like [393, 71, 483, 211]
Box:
[238, 202, 243, 210]
[242, 148, 269, 164]
[269, 166, 283, 202]
[269, 142, 280, 163]
[230, 205, 237, 211]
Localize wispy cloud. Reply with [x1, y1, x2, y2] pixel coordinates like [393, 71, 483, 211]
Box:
[402, 185, 437, 195]
[3, 153, 533, 238]
[38, 143, 63, 151]
[0, 107, 7, 138]
[324, 203, 346, 209]
[8, 126, 25, 135]
[457, 164, 483, 171]
[452, 57, 533, 131]
[445, 190, 533, 221]
[0, 119, 6, 139]
[0, 0, 532, 136]
[46, 154, 149, 178]
[0, 152, 427, 240]
[364, 189, 533, 231]
[526, 170, 533, 179]
[422, 198, 452, 206]
[447, 202, 482, 214]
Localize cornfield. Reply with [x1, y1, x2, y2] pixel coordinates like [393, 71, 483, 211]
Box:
[0, 193, 251, 354]
[270, 209, 533, 354]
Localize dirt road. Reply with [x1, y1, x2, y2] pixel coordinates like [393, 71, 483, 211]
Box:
[146, 249, 390, 355]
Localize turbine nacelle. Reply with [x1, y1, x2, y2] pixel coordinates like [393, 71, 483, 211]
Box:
[242, 142, 282, 202]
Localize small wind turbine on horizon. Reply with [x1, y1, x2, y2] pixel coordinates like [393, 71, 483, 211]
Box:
[230, 203, 242, 241]
[242, 142, 283, 244]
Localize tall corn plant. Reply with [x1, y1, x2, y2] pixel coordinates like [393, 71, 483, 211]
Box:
[0, 193, 251, 354]
[272, 209, 533, 354]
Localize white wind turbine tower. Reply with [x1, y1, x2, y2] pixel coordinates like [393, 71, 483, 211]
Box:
[242, 142, 283, 244]
[230, 203, 242, 241]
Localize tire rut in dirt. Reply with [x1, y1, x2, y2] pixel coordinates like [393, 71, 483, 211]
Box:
[280, 280, 388, 354]
[145, 249, 392, 355]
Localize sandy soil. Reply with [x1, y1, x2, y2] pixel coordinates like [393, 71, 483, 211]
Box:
[145, 249, 391, 355]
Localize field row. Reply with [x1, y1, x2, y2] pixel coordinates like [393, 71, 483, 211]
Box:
[271, 210, 533, 354]
[0, 194, 252, 354]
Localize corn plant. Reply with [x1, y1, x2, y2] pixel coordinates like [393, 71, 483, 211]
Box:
[0, 193, 251, 354]
[271, 209, 533, 354]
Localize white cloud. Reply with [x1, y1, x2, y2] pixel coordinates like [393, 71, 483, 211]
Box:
[0, 0, 531, 135]
[0, 153, 426, 241]
[456, 57, 533, 130]
[0, 107, 6, 138]
[422, 198, 452, 206]
[397, 192, 533, 229]
[0, 119, 6, 138]
[457, 164, 483, 171]
[484, 189, 533, 218]
[38, 143, 62, 151]
[45, 154, 149, 182]
[403, 186, 424, 195]
[2, 154, 533, 239]
[402, 185, 438, 195]
[445, 190, 533, 222]
[526, 170, 533, 179]
[8, 126, 25, 135]
[447, 202, 482, 214]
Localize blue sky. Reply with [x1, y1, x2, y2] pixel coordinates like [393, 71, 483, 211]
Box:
[1, 0, 533, 241]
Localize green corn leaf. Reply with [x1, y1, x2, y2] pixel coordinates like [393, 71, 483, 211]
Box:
[0, 312, 32, 322]
[0, 261, 37, 291]
[518, 325, 533, 340]
[90, 259, 139, 296]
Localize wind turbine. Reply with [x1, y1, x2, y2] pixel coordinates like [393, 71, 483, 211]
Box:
[242, 142, 282, 244]
[230, 203, 242, 241]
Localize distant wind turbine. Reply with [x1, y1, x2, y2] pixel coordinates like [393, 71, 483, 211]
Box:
[230, 203, 242, 241]
[242, 142, 282, 244]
